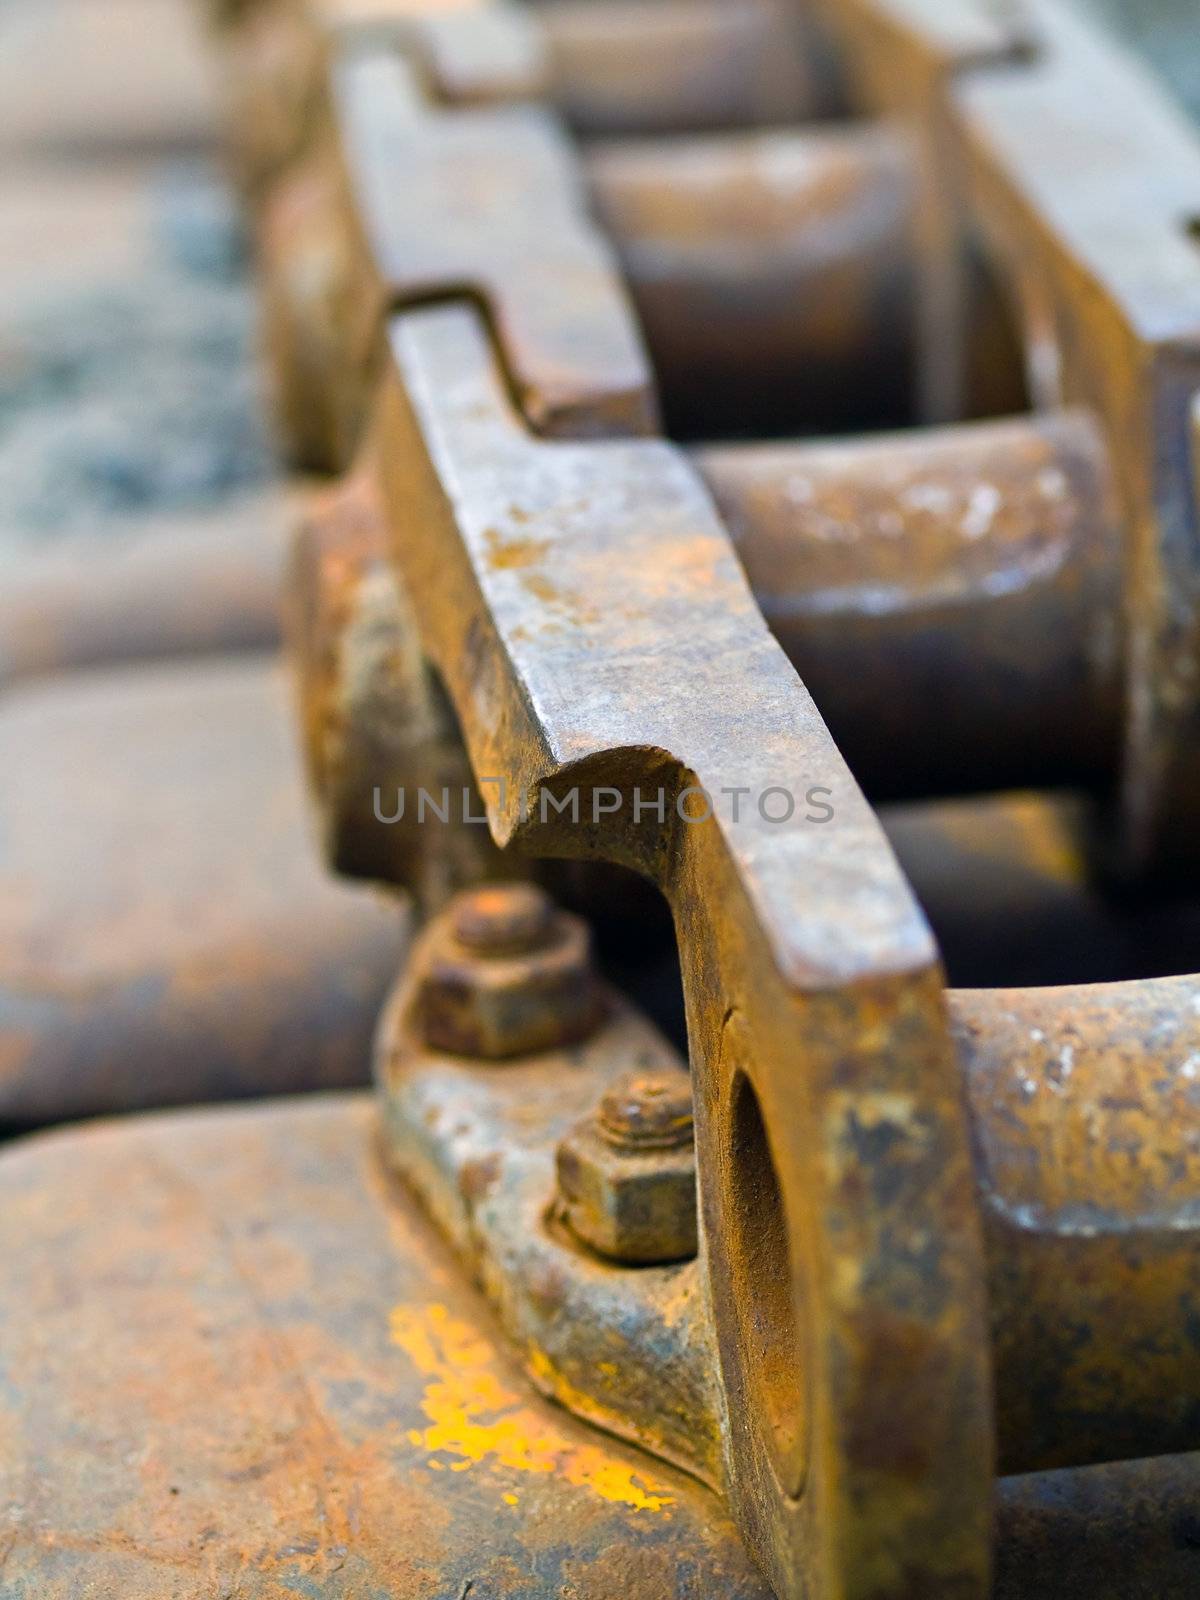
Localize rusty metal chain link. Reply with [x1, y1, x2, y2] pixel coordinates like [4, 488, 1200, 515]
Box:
[211, 2, 1200, 1596]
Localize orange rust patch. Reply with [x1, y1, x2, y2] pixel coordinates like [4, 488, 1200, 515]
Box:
[522, 572, 561, 605]
[390, 1303, 674, 1513]
[484, 528, 552, 571]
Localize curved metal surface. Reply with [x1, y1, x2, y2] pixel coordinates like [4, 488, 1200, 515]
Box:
[954, 975, 1200, 1475]
[587, 121, 920, 438]
[3, 1095, 1200, 1598]
[699, 409, 1124, 797]
[0, 658, 406, 1130]
[949, 0, 1200, 878]
[367, 300, 993, 1600]
[0, 1094, 771, 1598]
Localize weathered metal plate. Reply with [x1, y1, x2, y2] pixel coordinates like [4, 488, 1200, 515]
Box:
[952, 0, 1200, 875]
[996, 1450, 1200, 1599]
[0, 493, 286, 689]
[329, 48, 657, 439]
[0, 658, 405, 1129]
[4, 1094, 1200, 1595]
[369, 302, 993, 1599]
[0, 1093, 771, 1597]
[376, 964, 726, 1490]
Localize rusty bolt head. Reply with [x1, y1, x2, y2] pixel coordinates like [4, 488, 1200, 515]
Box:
[556, 1068, 698, 1265]
[451, 883, 557, 957]
[414, 885, 605, 1060]
[598, 1070, 695, 1152]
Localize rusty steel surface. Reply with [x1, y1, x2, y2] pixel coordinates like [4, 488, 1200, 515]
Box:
[287, 400, 1130, 859]
[324, 45, 655, 443]
[269, 113, 918, 455]
[378, 908, 725, 1486]
[954, 976, 1200, 1475]
[4, 1094, 1200, 1597]
[209, 0, 1200, 1593]
[698, 410, 1124, 796]
[947, 4, 1200, 878]
[377, 893, 1200, 1491]
[367, 301, 993, 1598]
[409, 885, 606, 1059]
[257, 43, 656, 471]
[587, 122, 920, 437]
[219, 0, 548, 193]
[808, 0, 1200, 877]
[0, 494, 286, 689]
[287, 468, 438, 878]
[10, 0, 1200, 1596]
[0, 1094, 771, 1599]
[287, 467, 509, 899]
[0, 657, 406, 1130]
[809, 0, 1034, 425]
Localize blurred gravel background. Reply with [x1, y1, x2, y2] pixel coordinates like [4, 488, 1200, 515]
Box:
[0, 0, 280, 569]
[0, 167, 273, 553]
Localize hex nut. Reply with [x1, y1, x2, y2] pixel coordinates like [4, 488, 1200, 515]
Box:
[557, 1071, 698, 1264]
[414, 888, 605, 1059]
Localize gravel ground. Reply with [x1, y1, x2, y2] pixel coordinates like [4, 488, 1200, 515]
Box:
[0, 163, 274, 557]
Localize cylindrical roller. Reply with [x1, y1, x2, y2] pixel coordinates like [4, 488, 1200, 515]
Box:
[542, 0, 840, 137]
[952, 974, 1200, 1476]
[697, 409, 1125, 797]
[0, 658, 407, 1130]
[586, 123, 919, 436]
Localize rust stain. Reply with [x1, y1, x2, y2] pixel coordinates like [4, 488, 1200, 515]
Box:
[482, 530, 599, 622]
[390, 1303, 674, 1513]
[522, 571, 563, 605]
[484, 528, 552, 571]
